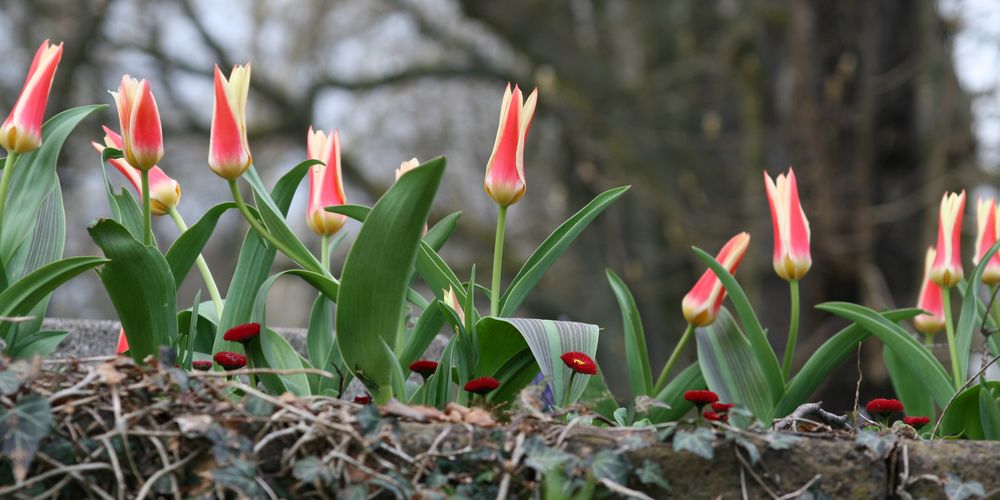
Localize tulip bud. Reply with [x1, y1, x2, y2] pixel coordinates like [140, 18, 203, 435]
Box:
[764, 168, 811, 281]
[395, 157, 420, 181]
[110, 75, 164, 171]
[93, 126, 180, 215]
[682, 232, 751, 326]
[929, 191, 965, 288]
[442, 286, 465, 326]
[914, 247, 945, 336]
[0, 40, 63, 153]
[974, 197, 1000, 285]
[484, 84, 537, 206]
[305, 127, 347, 236]
[209, 64, 252, 180]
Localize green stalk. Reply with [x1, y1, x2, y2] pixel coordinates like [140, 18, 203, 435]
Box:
[990, 285, 1000, 331]
[490, 205, 508, 317]
[321, 233, 331, 271]
[924, 333, 935, 348]
[0, 150, 21, 232]
[652, 323, 695, 395]
[941, 287, 963, 389]
[781, 279, 801, 379]
[141, 169, 152, 246]
[167, 207, 224, 319]
[229, 179, 330, 278]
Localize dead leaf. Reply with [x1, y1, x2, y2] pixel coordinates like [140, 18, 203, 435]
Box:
[175, 414, 214, 435]
[380, 399, 445, 422]
[96, 362, 125, 385]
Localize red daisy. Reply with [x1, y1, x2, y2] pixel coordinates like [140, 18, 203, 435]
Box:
[464, 377, 500, 395]
[354, 394, 372, 405]
[703, 410, 727, 422]
[903, 416, 930, 427]
[213, 351, 247, 370]
[409, 360, 439, 379]
[560, 351, 597, 375]
[865, 398, 904, 415]
[711, 402, 735, 413]
[191, 360, 213, 371]
[223, 322, 261, 344]
[684, 390, 719, 406]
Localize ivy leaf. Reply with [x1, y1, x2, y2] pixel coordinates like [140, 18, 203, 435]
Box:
[672, 428, 715, 460]
[293, 456, 333, 484]
[0, 395, 52, 481]
[212, 462, 260, 497]
[854, 430, 896, 460]
[943, 473, 986, 500]
[590, 450, 628, 484]
[635, 460, 671, 492]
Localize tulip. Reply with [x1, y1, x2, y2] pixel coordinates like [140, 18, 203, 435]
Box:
[914, 247, 945, 340]
[483, 84, 537, 207]
[763, 168, 811, 281]
[110, 75, 164, 171]
[485, 84, 538, 317]
[929, 191, 965, 288]
[209, 64, 252, 180]
[93, 126, 180, 215]
[0, 40, 63, 154]
[395, 157, 420, 181]
[974, 197, 1000, 285]
[681, 232, 751, 327]
[653, 232, 750, 395]
[442, 286, 466, 327]
[305, 127, 347, 237]
[929, 190, 967, 390]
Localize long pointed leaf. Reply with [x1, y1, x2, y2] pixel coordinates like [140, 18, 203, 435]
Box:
[649, 363, 705, 423]
[164, 202, 236, 288]
[475, 317, 599, 405]
[691, 246, 784, 399]
[244, 162, 325, 274]
[336, 158, 445, 402]
[89, 219, 175, 362]
[817, 302, 954, 408]
[955, 241, 1000, 380]
[695, 308, 776, 421]
[499, 186, 629, 316]
[775, 308, 921, 417]
[606, 269, 653, 397]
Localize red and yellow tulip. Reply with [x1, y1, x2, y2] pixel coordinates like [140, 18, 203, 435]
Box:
[974, 197, 1000, 285]
[682, 232, 751, 326]
[914, 247, 945, 336]
[209, 64, 252, 180]
[110, 75, 164, 171]
[93, 126, 180, 215]
[764, 168, 811, 281]
[0, 40, 63, 153]
[484, 84, 537, 207]
[305, 127, 347, 236]
[929, 191, 965, 288]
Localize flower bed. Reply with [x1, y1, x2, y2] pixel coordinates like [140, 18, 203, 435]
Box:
[2, 357, 998, 498]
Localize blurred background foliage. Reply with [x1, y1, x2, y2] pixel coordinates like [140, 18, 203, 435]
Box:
[0, 0, 993, 408]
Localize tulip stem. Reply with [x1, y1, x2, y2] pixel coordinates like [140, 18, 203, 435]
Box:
[652, 323, 695, 395]
[781, 279, 801, 379]
[490, 205, 507, 317]
[321, 234, 331, 271]
[229, 179, 330, 278]
[990, 285, 1000, 331]
[941, 287, 963, 389]
[140, 169, 153, 246]
[0, 151, 20, 233]
[168, 207, 224, 319]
